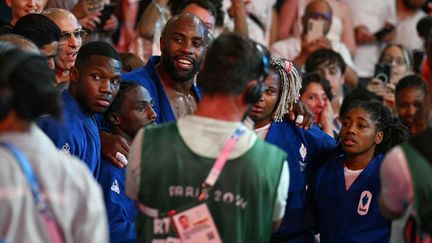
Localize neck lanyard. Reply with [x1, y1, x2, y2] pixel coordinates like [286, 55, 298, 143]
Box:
[197, 124, 246, 201]
[0, 142, 64, 243]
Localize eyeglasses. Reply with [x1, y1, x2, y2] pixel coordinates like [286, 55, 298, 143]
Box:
[60, 29, 87, 41]
[305, 12, 332, 21]
[381, 57, 406, 66]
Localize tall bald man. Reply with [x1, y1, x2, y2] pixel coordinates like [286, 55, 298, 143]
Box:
[43, 8, 86, 89]
[122, 13, 209, 123]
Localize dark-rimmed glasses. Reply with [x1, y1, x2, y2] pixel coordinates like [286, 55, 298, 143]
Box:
[60, 29, 87, 41]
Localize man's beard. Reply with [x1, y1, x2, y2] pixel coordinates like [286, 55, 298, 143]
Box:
[161, 50, 200, 83]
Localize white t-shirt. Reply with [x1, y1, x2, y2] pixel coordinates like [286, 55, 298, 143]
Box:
[345, 0, 397, 77]
[344, 165, 364, 190]
[394, 10, 427, 52]
[270, 37, 356, 70]
[0, 124, 108, 243]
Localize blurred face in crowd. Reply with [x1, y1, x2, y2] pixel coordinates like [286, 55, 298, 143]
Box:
[301, 81, 329, 123]
[181, 3, 215, 32]
[71, 55, 122, 114]
[249, 70, 280, 128]
[160, 15, 207, 83]
[315, 62, 344, 96]
[6, 0, 47, 25]
[302, 0, 333, 36]
[396, 86, 428, 135]
[48, 11, 85, 74]
[380, 45, 410, 85]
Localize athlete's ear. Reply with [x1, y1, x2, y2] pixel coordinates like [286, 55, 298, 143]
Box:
[69, 66, 79, 83]
[375, 131, 384, 145]
[108, 113, 121, 126]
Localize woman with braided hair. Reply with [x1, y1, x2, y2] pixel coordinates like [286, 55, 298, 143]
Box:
[249, 57, 337, 242]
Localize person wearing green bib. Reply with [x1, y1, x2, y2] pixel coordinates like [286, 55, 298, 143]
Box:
[126, 32, 289, 243]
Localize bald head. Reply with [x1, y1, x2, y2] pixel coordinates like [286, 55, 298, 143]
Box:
[162, 13, 209, 43]
[302, 0, 333, 35]
[43, 8, 79, 29]
[42, 8, 83, 75]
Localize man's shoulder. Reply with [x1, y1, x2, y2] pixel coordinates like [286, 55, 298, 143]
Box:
[122, 56, 160, 87]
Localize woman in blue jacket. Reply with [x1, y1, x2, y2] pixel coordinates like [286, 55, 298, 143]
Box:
[249, 57, 337, 242]
[311, 100, 408, 242]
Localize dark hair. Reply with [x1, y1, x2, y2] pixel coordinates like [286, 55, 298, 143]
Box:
[395, 74, 428, 97]
[343, 100, 409, 155]
[105, 82, 140, 126]
[0, 49, 60, 120]
[417, 15, 432, 48]
[13, 14, 61, 49]
[197, 33, 266, 95]
[300, 72, 334, 101]
[339, 88, 382, 117]
[169, 0, 224, 27]
[75, 41, 121, 67]
[379, 44, 412, 68]
[305, 48, 346, 74]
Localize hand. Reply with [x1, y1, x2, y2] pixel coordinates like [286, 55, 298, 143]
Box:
[383, 83, 395, 111]
[100, 131, 131, 168]
[354, 25, 375, 44]
[71, 0, 104, 19]
[287, 101, 314, 129]
[319, 102, 335, 138]
[79, 12, 101, 31]
[227, 0, 249, 18]
[300, 36, 331, 56]
[103, 14, 118, 32]
[379, 23, 396, 43]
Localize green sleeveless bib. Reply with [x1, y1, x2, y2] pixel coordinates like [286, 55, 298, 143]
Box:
[136, 122, 287, 243]
[402, 128, 432, 235]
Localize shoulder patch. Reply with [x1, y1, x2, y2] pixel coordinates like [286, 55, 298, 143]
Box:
[111, 179, 120, 194]
[60, 143, 71, 156]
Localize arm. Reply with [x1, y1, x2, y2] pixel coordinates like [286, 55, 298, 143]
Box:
[272, 162, 289, 232]
[230, 0, 249, 37]
[100, 131, 131, 168]
[277, 0, 299, 40]
[117, 0, 139, 51]
[269, 7, 278, 46]
[340, 2, 357, 55]
[287, 101, 315, 129]
[344, 66, 359, 90]
[319, 101, 335, 138]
